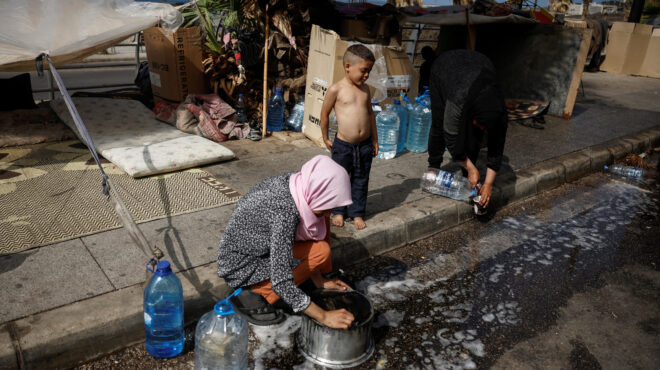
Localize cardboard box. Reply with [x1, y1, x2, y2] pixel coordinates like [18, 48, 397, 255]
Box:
[302, 25, 418, 147]
[639, 28, 660, 79]
[601, 22, 653, 76]
[143, 26, 207, 102]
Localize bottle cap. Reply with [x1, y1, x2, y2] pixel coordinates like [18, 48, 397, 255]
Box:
[214, 300, 235, 316]
[275, 88, 283, 94]
[394, 99, 401, 105]
[603, 165, 609, 170]
[239, 93, 243, 97]
[154, 260, 172, 276]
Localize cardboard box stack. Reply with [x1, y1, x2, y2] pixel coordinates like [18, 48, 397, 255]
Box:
[303, 25, 419, 147]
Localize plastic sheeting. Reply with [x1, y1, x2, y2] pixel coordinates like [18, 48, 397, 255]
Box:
[0, 0, 183, 71]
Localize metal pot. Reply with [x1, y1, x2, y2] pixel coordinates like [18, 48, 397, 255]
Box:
[296, 289, 374, 369]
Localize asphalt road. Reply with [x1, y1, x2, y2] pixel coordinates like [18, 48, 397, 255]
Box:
[75, 152, 660, 369]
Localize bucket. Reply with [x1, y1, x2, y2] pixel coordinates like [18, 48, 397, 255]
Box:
[296, 289, 374, 369]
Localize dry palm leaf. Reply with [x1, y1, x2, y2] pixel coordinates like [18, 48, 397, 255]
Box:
[621, 153, 651, 170]
[272, 11, 295, 49]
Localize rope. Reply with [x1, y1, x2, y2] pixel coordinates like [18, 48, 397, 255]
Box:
[37, 54, 164, 265]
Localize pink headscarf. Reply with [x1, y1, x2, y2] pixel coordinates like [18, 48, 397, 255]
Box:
[289, 155, 352, 241]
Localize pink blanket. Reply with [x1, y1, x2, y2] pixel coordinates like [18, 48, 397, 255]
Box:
[154, 94, 249, 142]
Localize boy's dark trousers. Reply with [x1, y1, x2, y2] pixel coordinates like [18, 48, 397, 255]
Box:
[331, 136, 373, 218]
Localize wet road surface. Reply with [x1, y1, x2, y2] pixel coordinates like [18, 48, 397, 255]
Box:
[77, 155, 660, 369]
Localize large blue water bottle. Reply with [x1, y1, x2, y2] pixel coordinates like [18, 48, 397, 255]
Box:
[194, 289, 249, 370]
[406, 99, 432, 153]
[266, 87, 285, 132]
[419, 86, 431, 108]
[391, 99, 408, 153]
[144, 260, 185, 358]
[376, 105, 400, 160]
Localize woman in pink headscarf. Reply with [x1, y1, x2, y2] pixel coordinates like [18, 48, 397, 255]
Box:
[218, 155, 355, 329]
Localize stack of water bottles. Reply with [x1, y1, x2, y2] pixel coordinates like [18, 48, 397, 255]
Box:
[376, 104, 400, 159]
[406, 96, 432, 153]
[266, 87, 285, 132]
[421, 168, 477, 200]
[194, 289, 249, 370]
[285, 97, 305, 132]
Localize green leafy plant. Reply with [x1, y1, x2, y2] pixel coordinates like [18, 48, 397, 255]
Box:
[180, 0, 251, 56]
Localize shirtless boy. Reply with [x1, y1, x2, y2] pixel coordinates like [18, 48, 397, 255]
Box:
[320, 44, 378, 230]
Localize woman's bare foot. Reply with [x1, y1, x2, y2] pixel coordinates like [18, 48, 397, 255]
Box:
[353, 217, 367, 230]
[332, 214, 344, 227]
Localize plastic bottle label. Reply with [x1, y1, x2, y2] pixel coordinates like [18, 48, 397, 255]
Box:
[436, 172, 454, 188]
[144, 312, 152, 326]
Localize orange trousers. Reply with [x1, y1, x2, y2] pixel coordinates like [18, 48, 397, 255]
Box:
[252, 216, 332, 304]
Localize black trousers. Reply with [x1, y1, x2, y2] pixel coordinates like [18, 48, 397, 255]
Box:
[331, 136, 373, 218]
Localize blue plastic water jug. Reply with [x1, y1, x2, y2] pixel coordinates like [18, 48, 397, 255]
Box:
[266, 88, 285, 132]
[391, 100, 408, 153]
[144, 260, 185, 358]
[194, 289, 249, 370]
[376, 105, 400, 160]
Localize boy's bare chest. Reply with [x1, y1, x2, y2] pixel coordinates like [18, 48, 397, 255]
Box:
[336, 88, 369, 107]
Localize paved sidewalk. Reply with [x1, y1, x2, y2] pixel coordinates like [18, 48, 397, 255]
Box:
[1, 72, 659, 369]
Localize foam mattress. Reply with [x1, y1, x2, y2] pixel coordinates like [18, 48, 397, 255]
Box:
[51, 97, 235, 177]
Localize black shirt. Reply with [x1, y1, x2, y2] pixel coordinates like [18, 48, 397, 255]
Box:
[428, 50, 507, 172]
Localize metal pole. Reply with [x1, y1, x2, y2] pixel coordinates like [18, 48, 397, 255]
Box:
[134, 32, 141, 71]
[48, 68, 55, 100]
[262, 5, 269, 138]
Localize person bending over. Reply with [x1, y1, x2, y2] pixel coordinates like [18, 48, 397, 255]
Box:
[218, 155, 355, 329]
[428, 49, 508, 208]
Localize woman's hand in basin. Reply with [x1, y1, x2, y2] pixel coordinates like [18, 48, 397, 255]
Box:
[323, 308, 355, 329]
[321, 278, 352, 291]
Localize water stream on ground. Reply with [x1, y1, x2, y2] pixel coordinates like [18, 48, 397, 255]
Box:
[253, 158, 659, 369]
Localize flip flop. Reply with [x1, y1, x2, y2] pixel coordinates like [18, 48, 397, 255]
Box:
[230, 289, 285, 326]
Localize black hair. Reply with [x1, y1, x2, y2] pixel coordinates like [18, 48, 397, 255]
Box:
[343, 44, 376, 64]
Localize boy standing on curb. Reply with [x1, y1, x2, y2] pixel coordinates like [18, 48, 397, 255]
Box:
[320, 44, 378, 230]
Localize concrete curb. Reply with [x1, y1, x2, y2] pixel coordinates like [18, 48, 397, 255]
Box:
[1, 126, 658, 369]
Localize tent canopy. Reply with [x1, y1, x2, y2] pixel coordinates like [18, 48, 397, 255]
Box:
[0, 0, 182, 71]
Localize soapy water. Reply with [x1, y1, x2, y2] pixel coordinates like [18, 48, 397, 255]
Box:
[250, 175, 658, 369]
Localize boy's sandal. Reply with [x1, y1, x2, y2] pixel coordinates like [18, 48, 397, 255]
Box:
[230, 289, 285, 326]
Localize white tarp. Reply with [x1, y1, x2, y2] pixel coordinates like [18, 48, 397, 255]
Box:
[0, 0, 182, 71]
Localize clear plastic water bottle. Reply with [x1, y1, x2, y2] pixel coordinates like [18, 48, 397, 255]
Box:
[376, 105, 400, 160]
[391, 99, 408, 153]
[235, 94, 247, 124]
[406, 98, 432, 153]
[421, 168, 477, 200]
[266, 87, 285, 132]
[327, 110, 338, 141]
[285, 97, 305, 132]
[194, 289, 248, 370]
[419, 86, 431, 108]
[144, 260, 184, 358]
[371, 101, 382, 117]
[604, 164, 646, 178]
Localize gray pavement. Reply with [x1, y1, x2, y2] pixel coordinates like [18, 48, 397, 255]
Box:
[1, 72, 659, 369]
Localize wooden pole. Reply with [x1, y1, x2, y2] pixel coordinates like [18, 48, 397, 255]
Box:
[262, 5, 269, 138]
